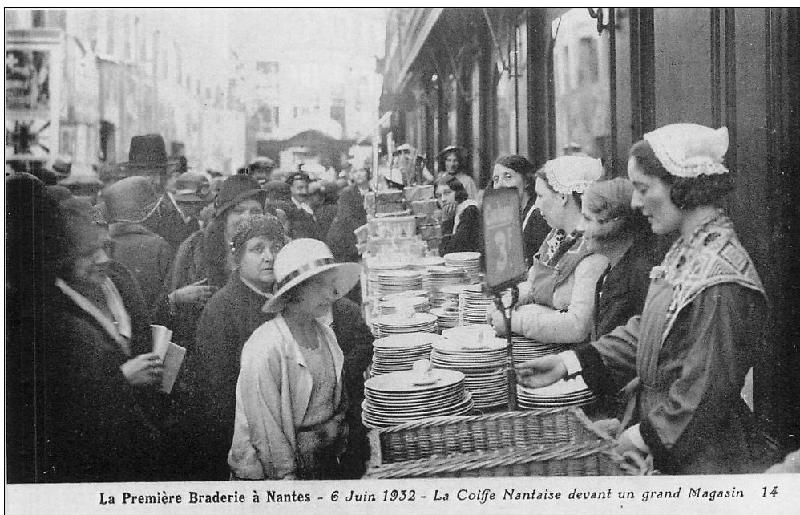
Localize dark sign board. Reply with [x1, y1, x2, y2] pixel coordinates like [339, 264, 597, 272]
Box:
[481, 187, 527, 292]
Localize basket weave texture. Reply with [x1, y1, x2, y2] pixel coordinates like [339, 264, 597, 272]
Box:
[378, 407, 605, 464]
[366, 407, 624, 478]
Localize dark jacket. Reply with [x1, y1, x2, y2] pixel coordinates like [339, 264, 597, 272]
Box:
[285, 201, 323, 240]
[144, 194, 200, 254]
[159, 224, 227, 350]
[593, 234, 667, 339]
[314, 203, 338, 241]
[440, 204, 482, 255]
[43, 286, 164, 483]
[109, 222, 174, 312]
[326, 185, 368, 263]
[522, 198, 551, 267]
[187, 275, 373, 480]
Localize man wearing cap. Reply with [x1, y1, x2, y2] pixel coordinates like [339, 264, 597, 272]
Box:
[103, 176, 174, 312]
[284, 171, 323, 240]
[172, 171, 213, 228]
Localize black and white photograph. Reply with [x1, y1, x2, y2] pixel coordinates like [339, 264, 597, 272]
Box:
[4, 5, 800, 514]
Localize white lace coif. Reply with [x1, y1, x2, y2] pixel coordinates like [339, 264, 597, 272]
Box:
[543, 155, 604, 195]
[644, 124, 730, 178]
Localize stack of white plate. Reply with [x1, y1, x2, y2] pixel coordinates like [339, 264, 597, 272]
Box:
[371, 332, 439, 376]
[460, 284, 495, 324]
[372, 312, 438, 338]
[367, 262, 408, 299]
[517, 376, 597, 410]
[407, 256, 446, 272]
[432, 327, 509, 409]
[511, 334, 569, 365]
[376, 270, 423, 298]
[430, 306, 460, 329]
[424, 266, 469, 308]
[378, 295, 431, 316]
[362, 368, 474, 429]
[444, 252, 482, 282]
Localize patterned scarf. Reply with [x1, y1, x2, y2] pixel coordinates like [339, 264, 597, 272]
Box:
[654, 209, 765, 344]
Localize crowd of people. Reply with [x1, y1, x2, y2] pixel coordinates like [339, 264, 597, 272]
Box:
[7, 122, 798, 483]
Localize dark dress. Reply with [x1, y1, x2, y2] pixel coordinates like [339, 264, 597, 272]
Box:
[440, 204, 482, 255]
[593, 234, 667, 339]
[521, 197, 551, 267]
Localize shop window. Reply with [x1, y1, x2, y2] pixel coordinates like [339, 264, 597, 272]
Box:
[551, 8, 610, 161]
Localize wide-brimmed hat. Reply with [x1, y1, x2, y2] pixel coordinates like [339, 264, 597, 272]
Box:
[172, 171, 212, 203]
[263, 238, 361, 313]
[213, 174, 266, 218]
[119, 134, 179, 174]
[103, 176, 160, 223]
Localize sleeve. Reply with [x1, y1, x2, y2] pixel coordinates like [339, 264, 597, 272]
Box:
[440, 206, 481, 255]
[235, 336, 296, 479]
[326, 191, 360, 263]
[573, 315, 641, 396]
[638, 285, 765, 468]
[192, 299, 236, 412]
[510, 253, 609, 345]
[332, 298, 374, 396]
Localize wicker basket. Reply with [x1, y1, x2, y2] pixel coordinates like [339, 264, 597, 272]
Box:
[365, 440, 623, 478]
[375, 407, 607, 465]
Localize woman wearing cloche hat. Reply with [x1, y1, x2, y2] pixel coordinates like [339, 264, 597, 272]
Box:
[489, 154, 609, 348]
[515, 124, 773, 475]
[228, 238, 360, 480]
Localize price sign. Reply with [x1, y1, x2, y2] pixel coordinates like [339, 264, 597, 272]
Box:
[481, 187, 527, 293]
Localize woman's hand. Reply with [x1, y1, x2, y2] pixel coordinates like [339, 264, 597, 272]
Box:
[169, 279, 216, 305]
[515, 355, 567, 388]
[120, 352, 163, 387]
[441, 201, 456, 221]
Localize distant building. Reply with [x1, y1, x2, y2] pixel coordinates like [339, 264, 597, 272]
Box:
[233, 8, 386, 173]
[5, 8, 247, 175]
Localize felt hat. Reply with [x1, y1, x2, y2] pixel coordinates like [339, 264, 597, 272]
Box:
[213, 174, 266, 218]
[119, 134, 179, 173]
[172, 171, 212, 203]
[102, 176, 160, 223]
[262, 238, 360, 313]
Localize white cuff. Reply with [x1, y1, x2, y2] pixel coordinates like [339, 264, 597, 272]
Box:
[557, 350, 582, 377]
[623, 424, 650, 453]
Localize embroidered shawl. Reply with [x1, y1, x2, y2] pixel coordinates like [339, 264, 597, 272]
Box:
[656, 210, 765, 344]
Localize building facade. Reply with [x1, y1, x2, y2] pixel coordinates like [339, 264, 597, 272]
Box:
[233, 8, 385, 172]
[5, 8, 247, 175]
[380, 7, 800, 452]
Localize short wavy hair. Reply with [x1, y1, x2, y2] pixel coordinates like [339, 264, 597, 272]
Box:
[493, 154, 537, 199]
[629, 140, 734, 209]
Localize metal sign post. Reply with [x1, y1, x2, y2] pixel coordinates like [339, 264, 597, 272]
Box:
[481, 187, 527, 411]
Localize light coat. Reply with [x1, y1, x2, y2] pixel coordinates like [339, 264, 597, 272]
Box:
[228, 315, 344, 479]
